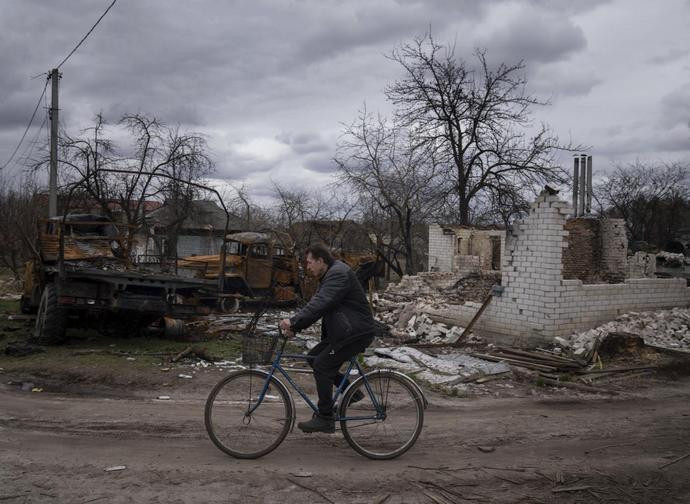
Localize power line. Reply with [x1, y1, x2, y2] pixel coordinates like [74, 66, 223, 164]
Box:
[56, 0, 118, 69]
[1, 79, 49, 170]
[16, 113, 49, 171]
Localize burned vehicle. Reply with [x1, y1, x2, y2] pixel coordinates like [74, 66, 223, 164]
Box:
[177, 231, 300, 311]
[22, 214, 218, 344]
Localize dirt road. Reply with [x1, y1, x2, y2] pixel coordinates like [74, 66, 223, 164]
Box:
[2, 375, 689, 504]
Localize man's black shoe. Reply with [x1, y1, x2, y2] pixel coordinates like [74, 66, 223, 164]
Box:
[351, 389, 366, 404]
[298, 413, 335, 434]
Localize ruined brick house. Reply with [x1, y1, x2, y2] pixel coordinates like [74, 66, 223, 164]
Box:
[427, 190, 690, 345]
[428, 225, 505, 273]
[429, 217, 628, 282]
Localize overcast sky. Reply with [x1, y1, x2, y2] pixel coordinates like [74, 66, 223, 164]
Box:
[1, 0, 689, 203]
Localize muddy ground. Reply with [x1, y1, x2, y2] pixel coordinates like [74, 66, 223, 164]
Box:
[2, 359, 690, 504]
[1, 293, 690, 503]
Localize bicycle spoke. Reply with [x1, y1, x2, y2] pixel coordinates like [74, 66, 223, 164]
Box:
[340, 372, 423, 460]
[205, 370, 291, 459]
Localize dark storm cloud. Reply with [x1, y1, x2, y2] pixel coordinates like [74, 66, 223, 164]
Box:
[477, 8, 587, 65]
[276, 132, 330, 155]
[647, 48, 690, 65]
[2, 0, 689, 197]
[660, 83, 690, 128]
[215, 151, 281, 180]
[529, 63, 602, 99]
[304, 154, 338, 174]
[654, 131, 690, 152]
[527, 0, 613, 15]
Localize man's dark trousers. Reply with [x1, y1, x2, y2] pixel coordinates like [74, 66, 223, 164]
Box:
[307, 338, 371, 416]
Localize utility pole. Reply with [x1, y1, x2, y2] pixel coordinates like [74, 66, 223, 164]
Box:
[48, 68, 60, 217]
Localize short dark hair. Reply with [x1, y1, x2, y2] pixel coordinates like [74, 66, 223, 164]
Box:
[306, 243, 334, 266]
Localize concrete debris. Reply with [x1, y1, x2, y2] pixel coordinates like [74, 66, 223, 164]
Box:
[566, 307, 690, 354]
[656, 251, 689, 267]
[372, 271, 498, 347]
[375, 299, 474, 345]
[365, 346, 510, 389]
[383, 271, 499, 305]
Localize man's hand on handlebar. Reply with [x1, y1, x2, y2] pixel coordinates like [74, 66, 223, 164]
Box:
[279, 318, 294, 338]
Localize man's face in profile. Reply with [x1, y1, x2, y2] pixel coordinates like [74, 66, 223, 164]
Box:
[306, 252, 327, 277]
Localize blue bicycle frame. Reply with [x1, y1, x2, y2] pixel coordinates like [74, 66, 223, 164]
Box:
[247, 337, 384, 422]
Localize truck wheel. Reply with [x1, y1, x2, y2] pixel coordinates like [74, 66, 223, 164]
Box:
[33, 285, 66, 344]
[19, 295, 32, 314]
[220, 297, 240, 314]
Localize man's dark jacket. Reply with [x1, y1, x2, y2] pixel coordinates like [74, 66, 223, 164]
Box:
[290, 260, 376, 350]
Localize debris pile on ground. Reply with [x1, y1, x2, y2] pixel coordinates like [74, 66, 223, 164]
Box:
[0, 277, 22, 300]
[473, 345, 586, 373]
[656, 251, 689, 267]
[365, 346, 510, 391]
[374, 271, 498, 345]
[382, 271, 499, 305]
[564, 307, 690, 354]
[378, 308, 469, 345]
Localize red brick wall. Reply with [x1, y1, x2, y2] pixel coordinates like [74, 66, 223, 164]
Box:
[563, 218, 602, 283]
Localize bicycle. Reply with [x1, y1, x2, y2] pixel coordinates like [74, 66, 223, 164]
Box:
[205, 329, 427, 460]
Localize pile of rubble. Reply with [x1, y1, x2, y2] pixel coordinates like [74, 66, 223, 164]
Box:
[364, 346, 510, 390]
[383, 271, 499, 305]
[376, 302, 468, 345]
[656, 251, 689, 267]
[374, 271, 497, 345]
[561, 307, 690, 355]
[0, 277, 22, 300]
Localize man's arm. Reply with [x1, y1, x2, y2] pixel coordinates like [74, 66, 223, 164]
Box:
[289, 267, 349, 331]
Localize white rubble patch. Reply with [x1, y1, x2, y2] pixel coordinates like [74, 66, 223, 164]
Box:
[656, 251, 689, 267]
[566, 307, 690, 353]
[366, 346, 510, 385]
[213, 359, 246, 370]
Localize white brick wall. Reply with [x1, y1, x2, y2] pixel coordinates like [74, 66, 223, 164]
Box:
[437, 192, 690, 342]
[428, 224, 455, 272]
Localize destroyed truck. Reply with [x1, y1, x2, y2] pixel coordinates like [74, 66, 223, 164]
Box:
[176, 232, 385, 309]
[176, 231, 300, 311]
[21, 214, 218, 344]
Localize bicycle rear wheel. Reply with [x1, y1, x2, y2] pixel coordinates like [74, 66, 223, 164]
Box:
[339, 370, 424, 460]
[205, 369, 292, 459]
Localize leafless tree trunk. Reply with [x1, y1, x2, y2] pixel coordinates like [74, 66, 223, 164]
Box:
[335, 110, 440, 275]
[386, 34, 579, 225]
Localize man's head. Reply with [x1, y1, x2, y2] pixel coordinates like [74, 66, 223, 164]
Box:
[305, 243, 334, 278]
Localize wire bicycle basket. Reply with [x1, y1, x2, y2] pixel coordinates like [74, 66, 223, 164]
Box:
[242, 331, 279, 365]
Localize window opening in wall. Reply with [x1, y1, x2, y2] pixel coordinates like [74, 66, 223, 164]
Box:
[491, 236, 501, 270]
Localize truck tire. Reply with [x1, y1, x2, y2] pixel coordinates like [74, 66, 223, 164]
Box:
[33, 284, 66, 344]
[219, 297, 240, 314]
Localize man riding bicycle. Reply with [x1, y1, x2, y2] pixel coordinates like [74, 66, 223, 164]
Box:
[280, 243, 376, 434]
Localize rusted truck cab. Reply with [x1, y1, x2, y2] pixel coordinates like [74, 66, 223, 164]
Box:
[178, 231, 300, 310]
[23, 214, 214, 344]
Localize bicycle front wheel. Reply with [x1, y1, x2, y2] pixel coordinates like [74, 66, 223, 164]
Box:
[340, 370, 424, 460]
[205, 369, 292, 459]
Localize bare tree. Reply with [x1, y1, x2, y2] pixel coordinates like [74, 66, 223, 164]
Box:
[595, 161, 690, 248]
[386, 34, 577, 225]
[271, 183, 360, 255]
[51, 113, 214, 258]
[335, 110, 440, 275]
[0, 175, 42, 278]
